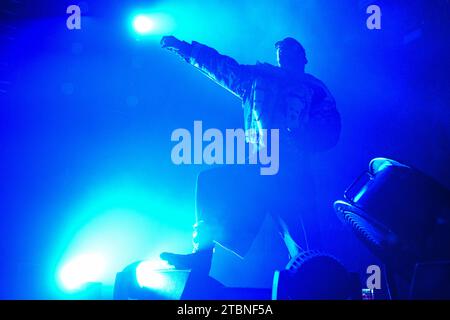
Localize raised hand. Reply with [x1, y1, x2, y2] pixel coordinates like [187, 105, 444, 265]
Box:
[160, 35, 185, 52]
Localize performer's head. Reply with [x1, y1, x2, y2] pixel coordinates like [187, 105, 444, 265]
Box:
[275, 37, 308, 72]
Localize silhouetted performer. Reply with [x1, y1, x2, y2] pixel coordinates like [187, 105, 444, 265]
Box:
[160, 36, 341, 274]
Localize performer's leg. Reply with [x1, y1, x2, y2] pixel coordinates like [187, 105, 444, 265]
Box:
[194, 165, 267, 256]
[161, 164, 267, 273]
[270, 212, 305, 258]
[269, 154, 323, 257]
[159, 169, 219, 274]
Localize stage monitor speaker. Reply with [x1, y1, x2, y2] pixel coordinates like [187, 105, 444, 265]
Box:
[114, 264, 271, 300]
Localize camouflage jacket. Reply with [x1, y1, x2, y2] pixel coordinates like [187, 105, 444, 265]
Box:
[178, 41, 341, 153]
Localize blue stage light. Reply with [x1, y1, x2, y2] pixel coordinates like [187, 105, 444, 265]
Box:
[59, 253, 106, 291]
[130, 12, 175, 37]
[136, 260, 171, 289]
[113, 260, 192, 300]
[133, 14, 155, 35]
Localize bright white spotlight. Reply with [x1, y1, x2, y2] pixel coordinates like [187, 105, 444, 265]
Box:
[59, 253, 106, 291]
[135, 260, 171, 289]
[133, 14, 155, 35]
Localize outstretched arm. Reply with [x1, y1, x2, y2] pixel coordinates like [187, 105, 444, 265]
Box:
[161, 36, 253, 100]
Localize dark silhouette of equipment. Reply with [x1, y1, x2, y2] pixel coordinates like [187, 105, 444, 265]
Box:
[334, 157, 450, 299]
[113, 261, 271, 300]
[272, 250, 359, 300]
[113, 254, 357, 300]
[409, 261, 450, 300]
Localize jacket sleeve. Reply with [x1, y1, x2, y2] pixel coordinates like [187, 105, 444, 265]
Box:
[303, 77, 341, 152]
[177, 41, 254, 100]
